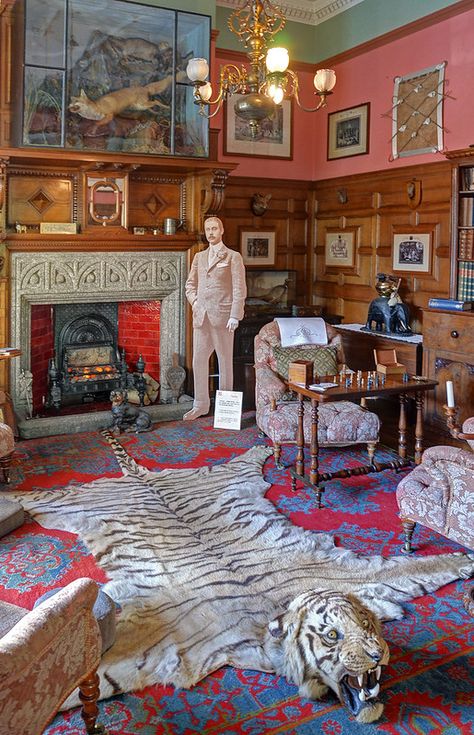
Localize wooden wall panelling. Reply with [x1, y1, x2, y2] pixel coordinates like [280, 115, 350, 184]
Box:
[312, 160, 452, 328]
[221, 176, 312, 306]
[8, 175, 74, 226]
[128, 176, 185, 229]
[0, 4, 13, 147]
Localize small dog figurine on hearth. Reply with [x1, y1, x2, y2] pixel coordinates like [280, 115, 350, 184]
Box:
[108, 389, 152, 434]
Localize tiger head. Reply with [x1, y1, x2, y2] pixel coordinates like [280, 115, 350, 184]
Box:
[264, 590, 390, 724]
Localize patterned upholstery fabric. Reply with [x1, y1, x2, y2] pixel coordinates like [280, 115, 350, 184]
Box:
[0, 423, 14, 457]
[272, 344, 338, 380]
[254, 320, 380, 449]
[0, 578, 102, 735]
[396, 419, 474, 551]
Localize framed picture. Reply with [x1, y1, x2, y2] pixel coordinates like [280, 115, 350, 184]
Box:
[327, 103, 370, 160]
[392, 232, 432, 272]
[325, 229, 355, 269]
[19, 0, 210, 157]
[225, 97, 292, 159]
[391, 63, 446, 159]
[240, 229, 276, 266]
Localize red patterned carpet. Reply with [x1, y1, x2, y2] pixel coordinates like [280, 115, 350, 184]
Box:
[1, 413, 473, 734]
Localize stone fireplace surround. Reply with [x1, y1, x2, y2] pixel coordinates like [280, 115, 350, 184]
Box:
[10, 250, 189, 437]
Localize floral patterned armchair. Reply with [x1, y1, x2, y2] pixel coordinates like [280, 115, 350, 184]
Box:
[254, 320, 380, 464]
[396, 417, 474, 553]
[0, 577, 105, 735]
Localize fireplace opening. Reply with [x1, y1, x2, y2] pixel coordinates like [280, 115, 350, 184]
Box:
[30, 300, 161, 416]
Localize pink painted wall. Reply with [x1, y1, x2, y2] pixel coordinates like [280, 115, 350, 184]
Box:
[215, 6, 474, 181]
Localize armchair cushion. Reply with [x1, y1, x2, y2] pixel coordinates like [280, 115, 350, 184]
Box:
[259, 400, 380, 446]
[272, 344, 338, 381]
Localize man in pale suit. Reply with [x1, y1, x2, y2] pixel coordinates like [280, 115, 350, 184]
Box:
[184, 217, 246, 420]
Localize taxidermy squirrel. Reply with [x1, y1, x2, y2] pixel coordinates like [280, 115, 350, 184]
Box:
[69, 71, 187, 127]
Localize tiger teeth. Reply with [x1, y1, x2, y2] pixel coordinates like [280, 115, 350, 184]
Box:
[358, 689, 367, 702]
[376, 666, 381, 680]
[358, 675, 364, 687]
[369, 683, 380, 698]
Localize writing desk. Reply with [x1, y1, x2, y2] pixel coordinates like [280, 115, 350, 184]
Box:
[288, 373, 437, 507]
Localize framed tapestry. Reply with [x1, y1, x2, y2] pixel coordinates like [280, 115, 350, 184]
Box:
[390, 62, 447, 159]
[225, 97, 292, 159]
[18, 0, 211, 157]
[327, 103, 370, 160]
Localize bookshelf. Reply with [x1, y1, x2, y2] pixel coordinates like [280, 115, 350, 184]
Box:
[446, 148, 474, 300]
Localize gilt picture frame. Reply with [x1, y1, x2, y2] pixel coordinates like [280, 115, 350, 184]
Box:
[240, 229, 276, 266]
[225, 97, 292, 159]
[327, 103, 370, 160]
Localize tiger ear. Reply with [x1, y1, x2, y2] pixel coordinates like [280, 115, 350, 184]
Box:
[268, 609, 300, 639]
[268, 614, 285, 638]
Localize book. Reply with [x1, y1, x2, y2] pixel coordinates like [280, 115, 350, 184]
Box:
[308, 382, 338, 391]
[428, 298, 473, 311]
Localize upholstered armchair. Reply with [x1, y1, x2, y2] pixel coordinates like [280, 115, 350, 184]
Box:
[254, 320, 380, 464]
[0, 577, 105, 735]
[396, 417, 474, 553]
[0, 422, 15, 484]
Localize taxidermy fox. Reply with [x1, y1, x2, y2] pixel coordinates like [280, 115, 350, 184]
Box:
[68, 72, 187, 127]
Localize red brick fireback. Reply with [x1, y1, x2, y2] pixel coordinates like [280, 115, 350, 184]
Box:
[118, 301, 160, 381]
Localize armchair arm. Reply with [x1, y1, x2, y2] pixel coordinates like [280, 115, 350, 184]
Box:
[0, 578, 102, 735]
[254, 364, 288, 409]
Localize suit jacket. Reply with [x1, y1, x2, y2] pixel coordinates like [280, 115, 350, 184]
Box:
[185, 244, 246, 328]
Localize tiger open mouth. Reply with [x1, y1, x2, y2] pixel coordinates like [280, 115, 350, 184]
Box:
[339, 665, 383, 716]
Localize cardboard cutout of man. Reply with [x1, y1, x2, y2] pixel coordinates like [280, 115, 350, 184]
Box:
[184, 217, 246, 421]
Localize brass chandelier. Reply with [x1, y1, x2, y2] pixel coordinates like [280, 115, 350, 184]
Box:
[186, 0, 336, 138]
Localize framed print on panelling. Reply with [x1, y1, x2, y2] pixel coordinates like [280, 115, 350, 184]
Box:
[225, 97, 292, 159]
[392, 232, 432, 273]
[240, 229, 276, 266]
[324, 229, 356, 270]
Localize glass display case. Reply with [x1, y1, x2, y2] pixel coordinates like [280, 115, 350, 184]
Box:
[16, 0, 210, 157]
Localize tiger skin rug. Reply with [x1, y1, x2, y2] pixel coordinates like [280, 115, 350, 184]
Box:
[4, 440, 473, 711]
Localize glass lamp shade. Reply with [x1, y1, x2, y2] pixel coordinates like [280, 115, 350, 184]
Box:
[313, 68, 336, 93]
[266, 47, 289, 73]
[186, 57, 209, 82]
[267, 83, 284, 105]
[199, 81, 213, 102]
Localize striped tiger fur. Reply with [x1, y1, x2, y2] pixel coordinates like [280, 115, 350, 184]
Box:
[265, 589, 389, 723]
[2, 441, 473, 715]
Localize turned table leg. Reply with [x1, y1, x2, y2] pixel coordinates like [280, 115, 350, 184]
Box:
[295, 393, 305, 478]
[414, 391, 425, 465]
[398, 392, 407, 459]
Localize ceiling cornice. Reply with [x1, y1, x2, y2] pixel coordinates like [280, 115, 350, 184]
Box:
[216, 0, 365, 26]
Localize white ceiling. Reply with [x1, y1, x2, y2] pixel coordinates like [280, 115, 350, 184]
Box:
[217, 0, 365, 26]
